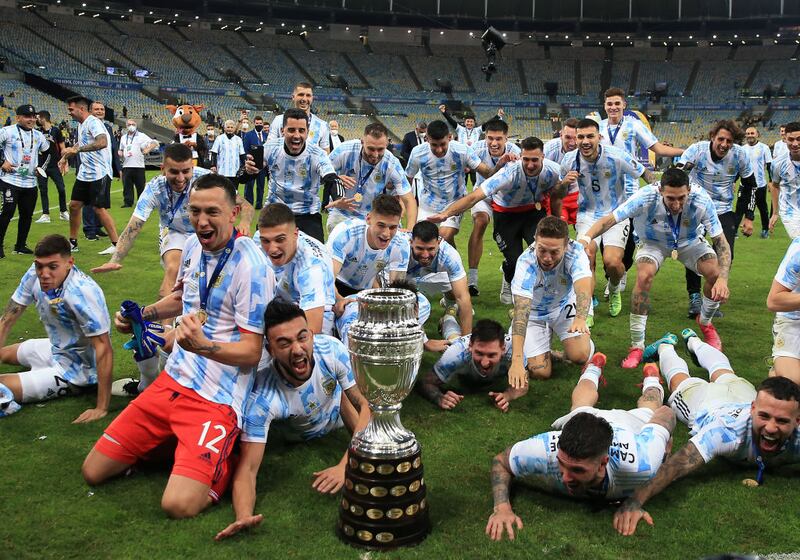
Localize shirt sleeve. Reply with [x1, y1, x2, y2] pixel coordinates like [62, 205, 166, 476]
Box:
[763, 144, 773, 165]
[327, 226, 349, 264]
[567, 246, 593, 282]
[632, 120, 658, 149]
[388, 237, 411, 272]
[241, 390, 274, 444]
[11, 265, 37, 306]
[612, 187, 650, 222]
[443, 243, 466, 282]
[677, 143, 698, 166]
[328, 144, 345, 171]
[737, 146, 755, 179]
[466, 146, 483, 169]
[619, 150, 645, 178]
[508, 432, 558, 478]
[404, 149, 420, 178]
[432, 336, 470, 383]
[332, 339, 356, 391]
[774, 239, 800, 290]
[386, 157, 412, 196]
[297, 260, 329, 311]
[237, 137, 245, 156]
[510, 250, 536, 298]
[267, 116, 281, 142]
[131, 179, 161, 222]
[233, 252, 271, 334]
[36, 131, 50, 154]
[315, 150, 336, 178]
[210, 136, 220, 154]
[479, 165, 512, 198]
[67, 283, 111, 337]
[701, 195, 725, 239]
[689, 418, 742, 463]
[318, 121, 331, 151]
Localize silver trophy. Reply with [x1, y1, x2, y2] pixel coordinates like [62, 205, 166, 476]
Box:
[338, 288, 430, 548]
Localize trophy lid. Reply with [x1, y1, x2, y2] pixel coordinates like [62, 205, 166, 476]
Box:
[355, 288, 419, 327]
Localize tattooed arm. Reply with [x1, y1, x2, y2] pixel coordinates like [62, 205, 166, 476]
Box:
[709, 234, 731, 303]
[0, 299, 27, 351]
[509, 295, 532, 389]
[567, 277, 592, 334]
[485, 449, 523, 541]
[92, 217, 146, 273]
[613, 442, 706, 536]
[642, 168, 658, 184]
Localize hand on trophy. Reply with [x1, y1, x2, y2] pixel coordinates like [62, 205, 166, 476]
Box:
[312, 463, 346, 494]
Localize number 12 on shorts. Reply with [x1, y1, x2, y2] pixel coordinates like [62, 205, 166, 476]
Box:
[197, 421, 227, 454]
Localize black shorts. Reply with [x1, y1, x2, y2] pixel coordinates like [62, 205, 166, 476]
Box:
[71, 177, 111, 208]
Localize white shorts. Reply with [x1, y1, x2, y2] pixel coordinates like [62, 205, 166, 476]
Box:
[780, 215, 800, 239]
[523, 300, 586, 358]
[159, 229, 192, 260]
[471, 198, 493, 220]
[551, 405, 654, 431]
[772, 316, 800, 360]
[635, 238, 715, 275]
[668, 374, 756, 426]
[15, 339, 82, 403]
[576, 216, 629, 249]
[417, 204, 462, 231]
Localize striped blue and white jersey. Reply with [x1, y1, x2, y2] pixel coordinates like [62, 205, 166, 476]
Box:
[257, 230, 336, 313]
[774, 237, 800, 321]
[509, 411, 671, 500]
[76, 115, 112, 181]
[264, 138, 336, 214]
[12, 265, 109, 386]
[544, 137, 578, 195]
[480, 159, 561, 210]
[210, 134, 245, 178]
[0, 125, 49, 188]
[167, 234, 273, 423]
[511, 239, 593, 320]
[455, 124, 481, 148]
[560, 145, 645, 220]
[328, 139, 411, 221]
[613, 184, 723, 247]
[690, 402, 800, 465]
[268, 112, 330, 151]
[742, 142, 773, 188]
[132, 167, 210, 234]
[327, 218, 410, 290]
[677, 141, 754, 215]
[433, 333, 512, 384]
[470, 140, 520, 188]
[241, 335, 355, 443]
[405, 140, 482, 211]
[600, 117, 658, 195]
[406, 235, 466, 282]
[770, 155, 800, 221]
[774, 140, 789, 160]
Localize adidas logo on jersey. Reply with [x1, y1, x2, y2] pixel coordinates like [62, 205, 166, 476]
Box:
[199, 452, 213, 463]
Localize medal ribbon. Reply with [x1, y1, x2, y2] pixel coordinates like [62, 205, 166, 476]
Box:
[666, 210, 682, 251]
[607, 117, 623, 146]
[167, 186, 190, 226]
[356, 155, 376, 193]
[751, 438, 766, 485]
[198, 231, 238, 312]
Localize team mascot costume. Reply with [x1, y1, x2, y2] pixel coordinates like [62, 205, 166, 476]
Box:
[168, 104, 208, 166]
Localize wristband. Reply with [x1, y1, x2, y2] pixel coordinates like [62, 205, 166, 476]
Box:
[578, 234, 592, 244]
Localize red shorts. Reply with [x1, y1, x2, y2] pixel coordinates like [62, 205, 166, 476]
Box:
[561, 191, 578, 225]
[94, 371, 240, 502]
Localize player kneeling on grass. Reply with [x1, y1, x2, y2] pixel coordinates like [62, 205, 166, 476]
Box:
[507, 216, 595, 392]
[0, 234, 112, 422]
[613, 330, 800, 536]
[579, 167, 731, 367]
[418, 319, 519, 411]
[214, 299, 370, 541]
[767, 236, 800, 384]
[81, 174, 272, 519]
[486, 352, 675, 541]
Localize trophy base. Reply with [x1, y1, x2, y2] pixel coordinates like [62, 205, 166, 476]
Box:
[337, 447, 430, 549]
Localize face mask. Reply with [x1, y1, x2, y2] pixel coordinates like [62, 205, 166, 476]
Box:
[255, 125, 264, 132]
[127, 125, 136, 133]
[226, 132, 234, 139]
[241, 124, 250, 131]
[331, 129, 338, 135]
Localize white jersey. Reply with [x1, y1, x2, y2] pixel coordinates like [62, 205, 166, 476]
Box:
[433, 333, 512, 384]
[456, 124, 481, 147]
[405, 140, 482, 211]
[600, 117, 658, 195]
[677, 141, 754, 215]
[774, 140, 789, 160]
[770, 155, 800, 221]
[133, 167, 211, 235]
[544, 137, 578, 195]
[690, 402, 800, 465]
[269, 112, 330, 151]
[560, 145, 645, 220]
[257, 230, 336, 313]
[480, 159, 561, 210]
[511, 240, 593, 320]
[328, 139, 412, 221]
[508, 408, 671, 500]
[612, 184, 723, 249]
[742, 142, 773, 188]
[241, 335, 355, 443]
[76, 115, 112, 181]
[406, 235, 465, 282]
[12, 265, 109, 386]
[327, 218, 410, 290]
[263, 138, 336, 214]
[119, 131, 155, 169]
[470, 140, 520, 188]
[0, 125, 49, 188]
[167, 233, 273, 422]
[210, 134, 245, 178]
[774, 237, 800, 321]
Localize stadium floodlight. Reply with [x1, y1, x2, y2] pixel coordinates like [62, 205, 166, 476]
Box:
[480, 26, 505, 82]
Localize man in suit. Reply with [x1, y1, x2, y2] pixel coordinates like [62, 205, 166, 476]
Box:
[329, 120, 344, 151]
[401, 121, 427, 199]
[242, 115, 269, 208]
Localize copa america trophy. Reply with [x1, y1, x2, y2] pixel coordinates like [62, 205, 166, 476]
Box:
[337, 288, 430, 549]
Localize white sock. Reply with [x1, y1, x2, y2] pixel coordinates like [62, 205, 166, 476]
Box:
[579, 363, 601, 388]
[699, 295, 720, 326]
[630, 313, 647, 349]
[608, 278, 621, 294]
[136, 355, 160, 392]
[687, 336, 732, 379]
[587, 339, 595, 361]
[658, 344, 689, 386]
[641, 376, 664, 403]
[468, 268, 478, 286]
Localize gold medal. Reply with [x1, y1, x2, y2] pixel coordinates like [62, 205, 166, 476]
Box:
[535, 202, 542, 211]
[742, 478, 760, 487]
[671, 249, 678, 260]
[354, 193, 363, 202]
[196, 309, 208, 324]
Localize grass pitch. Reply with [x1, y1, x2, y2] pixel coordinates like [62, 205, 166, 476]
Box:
[1, 172, 798, 559]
